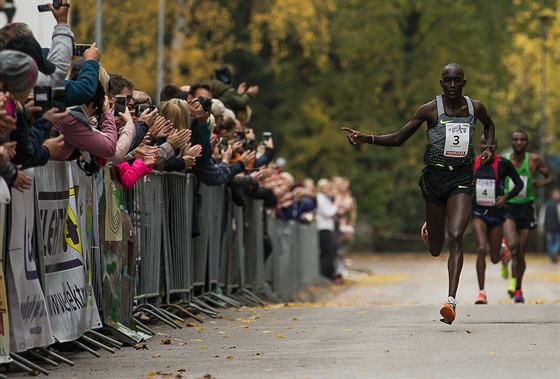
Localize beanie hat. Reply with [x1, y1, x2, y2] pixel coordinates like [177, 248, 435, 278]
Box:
[214, 65, 232, 85]
[0, 50, 38, 94]
[3, 35, 56, 75]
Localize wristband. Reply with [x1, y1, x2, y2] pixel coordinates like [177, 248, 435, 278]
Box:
[368, 135, 375, 144]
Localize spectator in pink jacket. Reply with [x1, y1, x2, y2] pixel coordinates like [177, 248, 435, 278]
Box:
[52, 80, 117, 160]
[112, 151, 157, 189]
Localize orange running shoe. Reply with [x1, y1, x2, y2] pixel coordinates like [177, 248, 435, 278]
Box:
[475, 291, 487, 305]
[440, 297, 457, 325]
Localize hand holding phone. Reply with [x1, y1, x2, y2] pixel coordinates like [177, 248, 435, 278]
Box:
[114, 95, 126, 117]
[73, 44, 92, 57]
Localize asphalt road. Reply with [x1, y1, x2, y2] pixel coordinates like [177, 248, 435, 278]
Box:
[4, 253, 559, 379]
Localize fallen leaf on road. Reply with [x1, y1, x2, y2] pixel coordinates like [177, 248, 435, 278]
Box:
[262, 330, 274, 334]
[161, 338, 172, 344]
[134, 343, 149, 350]
[186, 323, 197, 327]
[276, 334, 287, 338]
[292, 317, 299, 321]
[152, 354, 161, 358]
[196, 327, 206, 331]
[226, 355, 234, 360]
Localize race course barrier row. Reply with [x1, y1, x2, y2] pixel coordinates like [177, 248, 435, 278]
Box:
[0, 161, 320, 376]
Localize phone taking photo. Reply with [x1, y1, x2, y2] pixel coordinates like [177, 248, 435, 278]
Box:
[34, 86, 51, 115]
[219, 136, 229, 152]
[51, 87, 66, 112]
[262, 131, 272, 142]
[114, 95, 126, 117]
[38, 0, 61, 12]
[73, 44, 92, 57]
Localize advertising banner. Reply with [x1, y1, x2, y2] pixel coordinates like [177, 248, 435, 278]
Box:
[35, 162, 88, 342]
[6, 170, 54, 352]
[70, 164, 103, 330]
[0, 179, 12, 363]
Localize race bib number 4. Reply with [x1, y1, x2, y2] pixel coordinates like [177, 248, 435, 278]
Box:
[476, 179, 496, 206]
[444, 123, 470, 157]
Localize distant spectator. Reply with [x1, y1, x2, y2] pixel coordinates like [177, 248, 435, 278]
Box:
[210, 65, 259, 115]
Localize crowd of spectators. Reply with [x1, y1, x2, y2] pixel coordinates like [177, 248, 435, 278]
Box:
[0, 2, 356, 283]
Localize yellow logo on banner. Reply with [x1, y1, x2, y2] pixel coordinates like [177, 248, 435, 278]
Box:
[65, 188, 82, 254]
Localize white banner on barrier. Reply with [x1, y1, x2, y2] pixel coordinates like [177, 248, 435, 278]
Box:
[70, 163, 103, 330]
[7, 171, 55, 352]
[0, 197, 12, 363]
[35, 162, 89, 342]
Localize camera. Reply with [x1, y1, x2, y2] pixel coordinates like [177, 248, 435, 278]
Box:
[114, 95, 127, 117]
[38, 0, 62, 12]
[198, 96, 212, 112]
[219, 136, 229, 153]
[34, 86, 66, 114]
[73, 44, 92, 57]
[135, 104, 156, 115]
[244, 138, 255, 151]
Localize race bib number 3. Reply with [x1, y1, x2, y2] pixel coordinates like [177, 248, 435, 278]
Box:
[444, 123, 470, 157]
[476, 179, 496, 206]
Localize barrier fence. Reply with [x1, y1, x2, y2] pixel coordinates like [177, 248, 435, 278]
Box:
[0, 161, 320, 375]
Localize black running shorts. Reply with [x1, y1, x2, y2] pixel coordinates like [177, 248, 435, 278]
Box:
[419, 166, 473, 205]
[504, 202, 537, 230]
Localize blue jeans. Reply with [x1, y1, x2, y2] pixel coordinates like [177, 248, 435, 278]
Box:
[545, 231, 560, 261]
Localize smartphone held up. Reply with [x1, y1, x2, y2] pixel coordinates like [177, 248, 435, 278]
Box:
[38, 0, 62, 12]
[114, 95, 127, 117]
[34, 86, 66, 115]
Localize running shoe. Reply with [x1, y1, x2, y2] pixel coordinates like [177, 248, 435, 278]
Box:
[440, 297, 457, 325]
[500, 238, 511, 264]
[421, 222, 429, 247]
[513, 289, 525, 303]
[475, 291, 487, 305]
[501, 261, 509, 279]
[508, 278, 516, 298]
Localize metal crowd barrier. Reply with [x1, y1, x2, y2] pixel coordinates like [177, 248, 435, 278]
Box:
[1, 165, 322, 376]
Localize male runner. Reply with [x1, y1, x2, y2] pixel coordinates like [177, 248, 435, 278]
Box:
[342, 63, 496, 324]
[472, 136, 523, 304]
[503, 130, 552, 303]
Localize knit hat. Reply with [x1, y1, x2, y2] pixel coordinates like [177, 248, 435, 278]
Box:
[0, 50, 38, 94]
[3, 35, 56, 75]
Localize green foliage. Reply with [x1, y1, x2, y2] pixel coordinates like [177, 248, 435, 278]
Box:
[71, 0, 559, 249]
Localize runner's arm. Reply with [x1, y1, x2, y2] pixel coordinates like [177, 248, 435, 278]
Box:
[502, 159, 523, 200]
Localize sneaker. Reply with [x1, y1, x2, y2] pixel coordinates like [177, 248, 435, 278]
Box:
[508, 278, 516, 298]
[513, 289, 525, 303]
[440, 297, 457, 325]
[475, 292, 487, 304]
[501, 261, 509, 279]
[421, 222, 429, 247]
[500, 238, 511, 264]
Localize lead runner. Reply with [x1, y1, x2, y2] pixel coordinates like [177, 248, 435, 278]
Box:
[342, 63, 496, 324]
